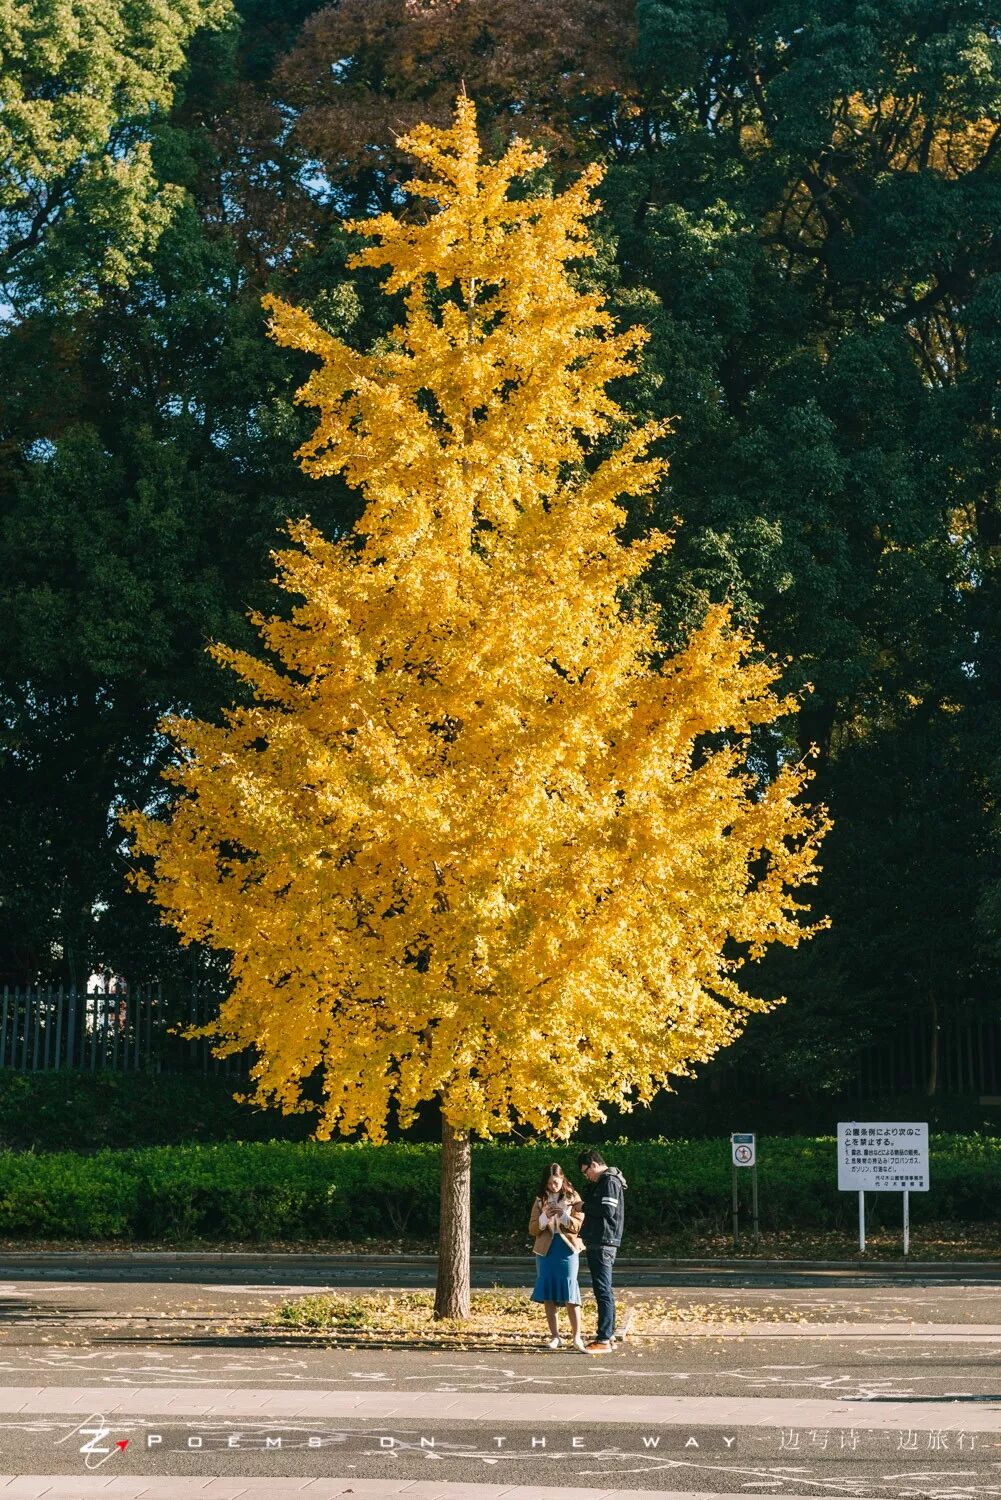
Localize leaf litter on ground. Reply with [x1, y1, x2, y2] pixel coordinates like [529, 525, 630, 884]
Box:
[269, 1288, 821, 1345]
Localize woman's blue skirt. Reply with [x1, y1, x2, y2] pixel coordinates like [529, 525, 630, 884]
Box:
[531, 1233, 581, 1306]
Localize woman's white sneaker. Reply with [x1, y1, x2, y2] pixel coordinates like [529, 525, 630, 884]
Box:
[571, 1336, 588, 1352]
[545, 1335, 564, 1349]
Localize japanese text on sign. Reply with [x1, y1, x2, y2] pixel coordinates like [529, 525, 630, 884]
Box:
[837, 1121, 929, 1192]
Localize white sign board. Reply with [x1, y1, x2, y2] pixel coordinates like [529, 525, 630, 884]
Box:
[837, 1122, 929, 1192]
[731, 1132, 756, 1167]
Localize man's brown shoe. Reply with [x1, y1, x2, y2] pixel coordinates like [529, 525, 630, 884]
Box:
[585, 1340, 612, 1353]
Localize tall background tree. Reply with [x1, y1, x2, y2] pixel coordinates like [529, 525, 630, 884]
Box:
[0, 0, 233, 311]
[0, 0, 324, 987]
[618, 0, 1001, 1096]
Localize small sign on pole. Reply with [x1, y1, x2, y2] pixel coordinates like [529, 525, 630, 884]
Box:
[732, 1132, 756, 1167]
[837, 1122, 929, 1255]
[730, 1133, 759, 1246]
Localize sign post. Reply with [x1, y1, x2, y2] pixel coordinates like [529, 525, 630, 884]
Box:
[837, 1122, 929, 1255]
[751, 1159, 760, 1244]
[731, 1162, 738, 1246]
[730, 1133, 758, 1247]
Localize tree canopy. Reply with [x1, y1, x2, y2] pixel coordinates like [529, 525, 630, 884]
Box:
[123, 97, 829, 1142]
[0, 0, 234, 310]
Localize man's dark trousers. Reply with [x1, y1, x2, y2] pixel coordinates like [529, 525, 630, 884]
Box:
[586, 1244, 616, 1342]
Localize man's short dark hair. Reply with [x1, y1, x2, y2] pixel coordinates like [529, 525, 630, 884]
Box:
[578, 1148, 606, 1169]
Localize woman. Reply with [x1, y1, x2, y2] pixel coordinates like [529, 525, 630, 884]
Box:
[528, 1162, 586, 1350]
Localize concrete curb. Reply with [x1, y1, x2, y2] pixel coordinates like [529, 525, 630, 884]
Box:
[0, 1250, 999, 1274]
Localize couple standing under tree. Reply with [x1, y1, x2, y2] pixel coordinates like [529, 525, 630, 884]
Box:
[528, 1148, 627, 1353]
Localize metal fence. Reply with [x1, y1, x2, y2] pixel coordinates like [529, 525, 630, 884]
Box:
[0, 987, 250, 1075]
[853, 1016, 1001, 1098]
[2, 986, 1000, 1097]
[709, 1015, 1001, 1102]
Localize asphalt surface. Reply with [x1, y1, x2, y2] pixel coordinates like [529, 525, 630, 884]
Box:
[0, 1263, 998, 1497]
[1, 1253, 999, 1288]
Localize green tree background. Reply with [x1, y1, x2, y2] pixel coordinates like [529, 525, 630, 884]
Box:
[2, 0, 999, 1116]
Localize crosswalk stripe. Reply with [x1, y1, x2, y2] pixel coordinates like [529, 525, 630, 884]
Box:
[0, 1483, 856, 1500]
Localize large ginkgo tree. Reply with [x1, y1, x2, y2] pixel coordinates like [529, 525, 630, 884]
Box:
[123, 96, 830, 1317]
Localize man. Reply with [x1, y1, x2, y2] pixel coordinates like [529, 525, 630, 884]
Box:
[578, 1148, 627, 1353]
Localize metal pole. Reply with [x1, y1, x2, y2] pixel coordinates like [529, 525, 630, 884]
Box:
[858, 1189, 866, 1254]
[90, 990, 98, 1071]
[732, 1163, 739, 1247]
[20, 988, 29, 1070]
[43, 988, 52, 1070]
[31, 987, 40, 1071]
[751, 1163, 760, 1246]
[903, 1189, 909, 1257]
[67, 986, 77, 1070]
[111, 990, 119, 1071]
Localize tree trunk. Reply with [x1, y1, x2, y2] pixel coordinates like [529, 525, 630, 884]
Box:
[926, 984, 939, 1098]
[434, 1113, 471, 1320]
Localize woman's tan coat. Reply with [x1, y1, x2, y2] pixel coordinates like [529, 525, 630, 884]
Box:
[528, 1190, 585, 1254]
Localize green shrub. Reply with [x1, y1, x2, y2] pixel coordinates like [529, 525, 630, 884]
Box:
[131, 1142, 336, 1240]
[0, 1133, 994, 1242]
[0, 1150, 139, 1236]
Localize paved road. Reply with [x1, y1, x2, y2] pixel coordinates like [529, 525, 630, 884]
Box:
[2, 1254, 999, 1289]
[0, 1264, 998, 1499]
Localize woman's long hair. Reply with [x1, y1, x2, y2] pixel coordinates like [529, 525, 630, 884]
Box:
[536, 1161, 570, 1204]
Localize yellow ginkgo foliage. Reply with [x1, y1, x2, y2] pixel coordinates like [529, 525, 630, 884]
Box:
[122, 95, 829, 1313]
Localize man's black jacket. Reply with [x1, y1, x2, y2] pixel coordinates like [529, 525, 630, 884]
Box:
[580, 1166, 627, 1248]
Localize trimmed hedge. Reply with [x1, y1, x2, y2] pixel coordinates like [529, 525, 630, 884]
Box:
[0, 1135, 996, 1242]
